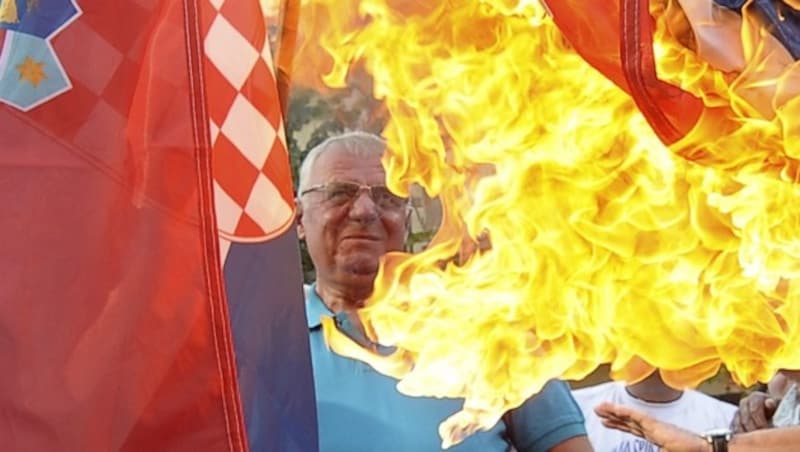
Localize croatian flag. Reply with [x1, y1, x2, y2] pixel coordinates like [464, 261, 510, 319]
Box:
[0, 0, 316, 450]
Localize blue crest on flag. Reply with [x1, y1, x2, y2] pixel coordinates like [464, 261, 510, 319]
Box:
[0, 0, 80, 111]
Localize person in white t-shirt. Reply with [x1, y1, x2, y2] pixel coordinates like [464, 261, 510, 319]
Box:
[572, 370, 737, 452]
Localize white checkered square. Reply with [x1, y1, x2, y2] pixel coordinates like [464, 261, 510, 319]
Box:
[210, 119, 220, 145]
[276, 117, 286, 143]
[219, 93, 276, 169]
[260, 43, 276, 73]
[204, 14, 259, 89]
[218, 237, 232, 266]
[214, 180, 244, 233]
[244, 174, 293, 233]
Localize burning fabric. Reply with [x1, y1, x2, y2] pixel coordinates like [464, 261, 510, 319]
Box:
[296, 0, 800, 447]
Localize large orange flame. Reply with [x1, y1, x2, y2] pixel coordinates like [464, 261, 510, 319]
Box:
[297, 0, 800, 447]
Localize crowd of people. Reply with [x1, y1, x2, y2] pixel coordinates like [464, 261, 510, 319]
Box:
[294, 131, 799, 451]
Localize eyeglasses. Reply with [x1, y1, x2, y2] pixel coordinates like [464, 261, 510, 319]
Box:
[300, 181, 407, 211]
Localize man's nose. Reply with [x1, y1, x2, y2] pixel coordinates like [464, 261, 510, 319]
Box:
[348, 190, 379, 221]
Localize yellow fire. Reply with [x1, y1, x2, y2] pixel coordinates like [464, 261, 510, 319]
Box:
[297, 0, 800, 446]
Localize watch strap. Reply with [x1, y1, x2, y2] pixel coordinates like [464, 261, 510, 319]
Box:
[707, 434, 729, 452]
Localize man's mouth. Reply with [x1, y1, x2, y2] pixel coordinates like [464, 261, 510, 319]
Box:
[341, 235, 381, 242]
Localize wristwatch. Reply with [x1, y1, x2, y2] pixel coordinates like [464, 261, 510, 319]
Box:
[702, 428, 732, 452]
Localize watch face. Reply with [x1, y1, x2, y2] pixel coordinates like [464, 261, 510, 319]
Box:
[704, 428, 732, 438]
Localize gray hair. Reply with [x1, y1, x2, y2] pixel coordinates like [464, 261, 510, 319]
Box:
[297, 131, 387, 198]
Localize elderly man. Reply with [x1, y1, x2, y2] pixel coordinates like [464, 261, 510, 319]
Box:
[297, 131, 593, 451]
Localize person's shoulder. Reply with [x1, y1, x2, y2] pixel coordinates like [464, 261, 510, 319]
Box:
[303, 282, 326, 331]
[509, 380, 588, 451]
[515, 380, 583, 415]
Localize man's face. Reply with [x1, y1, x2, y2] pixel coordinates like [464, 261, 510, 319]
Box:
[299, 145, 407, 291]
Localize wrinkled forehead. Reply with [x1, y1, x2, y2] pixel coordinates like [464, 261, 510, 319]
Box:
[309, 144, 387, 186]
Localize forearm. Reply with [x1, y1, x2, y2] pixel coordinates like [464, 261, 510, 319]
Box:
[729, 426, 800, 452]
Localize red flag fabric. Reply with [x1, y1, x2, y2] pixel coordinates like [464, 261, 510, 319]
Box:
[545, 0, 704, 145]
[0, 0, 250, 450]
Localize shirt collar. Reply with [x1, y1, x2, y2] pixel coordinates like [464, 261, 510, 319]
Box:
[305, 283, 333, 329]
[304, 283, 396, 353]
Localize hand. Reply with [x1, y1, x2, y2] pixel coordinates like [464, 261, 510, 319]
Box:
[732, 391, 779, 433]
[595, 402, 710, 452]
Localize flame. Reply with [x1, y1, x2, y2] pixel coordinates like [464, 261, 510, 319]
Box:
[296, 0, 800, 447]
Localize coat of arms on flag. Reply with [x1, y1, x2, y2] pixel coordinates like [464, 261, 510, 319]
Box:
[0, 0, 80, 110]
[201, 0, 296, 261]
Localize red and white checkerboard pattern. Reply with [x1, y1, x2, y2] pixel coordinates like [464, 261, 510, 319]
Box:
[201, 0, 295, 259]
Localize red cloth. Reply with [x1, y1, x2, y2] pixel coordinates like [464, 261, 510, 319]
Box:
[546, 0, 704, 145]
[0, 0, 246, 450]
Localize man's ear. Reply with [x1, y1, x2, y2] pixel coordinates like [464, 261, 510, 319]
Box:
[296, 199, 305, 240]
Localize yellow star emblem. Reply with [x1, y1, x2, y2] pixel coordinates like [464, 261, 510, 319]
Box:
[16, 56, 47, 88]
[0, 0, 19, 24]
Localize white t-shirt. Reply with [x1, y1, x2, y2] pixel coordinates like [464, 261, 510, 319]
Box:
[774, 383, 800, 427]
[572, 381, 737, 452]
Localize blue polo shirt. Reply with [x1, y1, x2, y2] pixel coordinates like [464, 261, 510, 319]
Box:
[305, 284, 587, 452]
